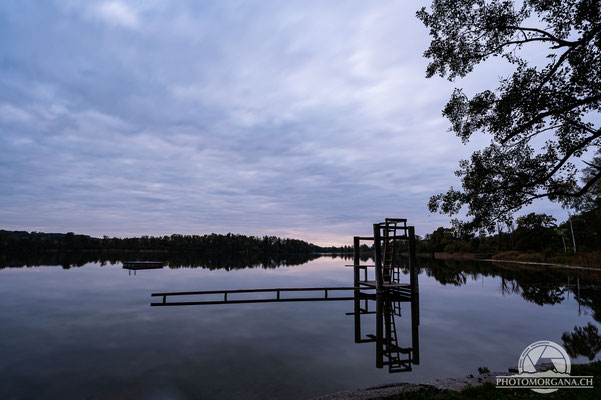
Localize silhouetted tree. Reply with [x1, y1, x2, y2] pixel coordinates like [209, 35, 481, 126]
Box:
[513, 213, 558, 251]
[419, 0, 601, 232]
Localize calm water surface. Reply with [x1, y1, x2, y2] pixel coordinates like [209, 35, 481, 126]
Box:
[1, 255, 600, 399]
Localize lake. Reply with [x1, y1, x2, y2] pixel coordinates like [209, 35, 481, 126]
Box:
[1, 254, 600, 399]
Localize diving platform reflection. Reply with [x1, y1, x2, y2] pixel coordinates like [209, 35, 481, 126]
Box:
[348, 290, 420, 372]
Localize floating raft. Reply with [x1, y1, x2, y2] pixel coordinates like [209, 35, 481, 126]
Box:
[123, 261, 163, 270]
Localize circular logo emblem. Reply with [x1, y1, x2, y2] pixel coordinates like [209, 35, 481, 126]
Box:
[518, 340, 571, 393]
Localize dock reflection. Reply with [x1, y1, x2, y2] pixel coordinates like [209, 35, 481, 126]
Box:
[151, 288, 419, 374]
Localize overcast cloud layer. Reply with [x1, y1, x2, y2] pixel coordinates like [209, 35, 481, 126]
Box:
[0, 0, 566, 244]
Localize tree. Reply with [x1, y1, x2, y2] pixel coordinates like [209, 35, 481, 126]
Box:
[424, 226, 455, 252]
[418, 0, 601, 232]
[513, 212, 558, 251]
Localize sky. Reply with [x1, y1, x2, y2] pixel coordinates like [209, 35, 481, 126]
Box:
[0, 0, 568, 245]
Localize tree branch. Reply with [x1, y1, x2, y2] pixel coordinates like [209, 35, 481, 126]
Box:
[539, 129, 601, 184]
[506, 125, 563, 149]
[501, 168, 601, 215]
[503, 25, 579, 47]
[482, 129, 600, 200]
[481, 37, 569, 58]
[562, 116, 600, 136]
[583, 160, 601, 170]
[536, 47, 573, 92]
[500, 94, 601, 144]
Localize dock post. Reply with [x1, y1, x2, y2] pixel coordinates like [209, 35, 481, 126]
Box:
[353, 236, 360, 287]
[354, 290, 361, 343]
[383, 222, 391, 284]
[373, 224, 383, 294]
[376, 293, 384, 369]
[411, 291, 420, 365]
[408, 226, 418, 294]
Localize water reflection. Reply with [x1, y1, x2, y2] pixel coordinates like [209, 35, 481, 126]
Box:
[2, 255, 601, 399]
[4, 252, 601, 323]
[562, 323, 601, 361]
[0, 251, 325, 270]
[152, 287, 420, 374]
[349, 291, 420, 373]
[417, 257, 601, 324]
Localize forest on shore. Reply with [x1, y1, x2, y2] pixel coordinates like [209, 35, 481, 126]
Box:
[417, 208, 600, 254]
[0, 230, 350, 255]
[414, 207, 601, 266]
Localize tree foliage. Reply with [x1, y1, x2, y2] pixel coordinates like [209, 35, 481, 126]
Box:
[418, 0, 601, 232]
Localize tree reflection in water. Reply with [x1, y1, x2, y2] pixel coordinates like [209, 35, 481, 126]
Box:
[562, 323, 601, 361]
[418, 257, 601, 325]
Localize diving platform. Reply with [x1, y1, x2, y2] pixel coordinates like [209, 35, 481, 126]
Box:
[353, 218, 419, 295]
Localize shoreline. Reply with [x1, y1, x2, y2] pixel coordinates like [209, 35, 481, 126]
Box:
[478, 258, 601, 271]
[312, 361, 601, 399]
[311, 370, 500, 400]
[427, 251, 601, 270]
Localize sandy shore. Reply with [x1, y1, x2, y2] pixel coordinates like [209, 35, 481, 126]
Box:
[310, 370, 501, 399]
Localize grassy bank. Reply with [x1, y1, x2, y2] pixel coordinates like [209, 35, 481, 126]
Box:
[433, 252, 481, 260]
[384, 362, 601, 399]
[423, 250, 601, 268]
[493, 251, 601, 268]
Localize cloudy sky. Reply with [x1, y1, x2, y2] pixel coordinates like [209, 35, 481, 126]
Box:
[0, 0, 566, 245]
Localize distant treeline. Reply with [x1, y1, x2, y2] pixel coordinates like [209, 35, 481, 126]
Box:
[6, 205, 598, 261]
[0, 230, 352, 255]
